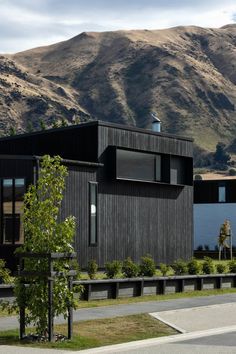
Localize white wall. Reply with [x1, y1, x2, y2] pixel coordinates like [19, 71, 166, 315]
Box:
[194, 203, 236, 250]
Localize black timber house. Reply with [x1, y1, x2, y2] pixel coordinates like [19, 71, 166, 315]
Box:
[0, 121, 193, 270]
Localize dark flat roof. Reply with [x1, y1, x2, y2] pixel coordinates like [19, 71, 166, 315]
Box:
[0, 120, 193, 143]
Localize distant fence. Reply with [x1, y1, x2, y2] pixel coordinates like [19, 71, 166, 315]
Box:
[1, 274, 236, 301]
[194, 250, 236, 259]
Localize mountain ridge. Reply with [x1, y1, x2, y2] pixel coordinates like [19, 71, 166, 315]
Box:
[1, 24, 236, 151]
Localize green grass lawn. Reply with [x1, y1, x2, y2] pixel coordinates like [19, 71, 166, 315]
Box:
[0, 314, 177, 350]
[75, 288, 236, 309]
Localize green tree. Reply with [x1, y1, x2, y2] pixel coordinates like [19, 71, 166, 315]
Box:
[213, 142, 231, 167]
[26, 121, 34, 133]
[60, 118, 68, 127]
[9, 126, 16, 136]
[15, 155, 76, 335]
[39, 118, 47, 131]
[52, 119, 59, 129]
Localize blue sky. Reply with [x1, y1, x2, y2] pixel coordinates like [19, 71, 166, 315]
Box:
[0, 0, 236, 53]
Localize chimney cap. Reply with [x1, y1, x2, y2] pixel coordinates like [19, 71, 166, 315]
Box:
[151, 112, 161, 123]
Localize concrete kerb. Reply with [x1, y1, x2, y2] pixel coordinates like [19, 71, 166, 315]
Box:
[70, 326, 236, 353]
[1, 326, 236, 354]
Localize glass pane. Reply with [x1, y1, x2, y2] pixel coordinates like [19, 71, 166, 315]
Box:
[3, 215, 14, 243]
[117, 150, 155, 181]
[2, 178, 25, 244]
[155, 155, 161, 181]
[89, 183, 97, 245]
[15, 179, 25, 201]
[3, 179, 13, 187]
[15, 179, 25, 243]
[15, 178, 25, 187]
[170, 157, 185, 185]
[14, 215, 21, 243]
[219, 186, 226, 202]
[3, 179, 13, 243]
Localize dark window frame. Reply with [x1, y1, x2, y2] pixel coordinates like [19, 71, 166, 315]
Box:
[88, 181, 98, 246]
[218, 182, 226, 203]
[116, 148, 162, 183]
[0, 177, 25, 245]
[106, 145, 193, 188]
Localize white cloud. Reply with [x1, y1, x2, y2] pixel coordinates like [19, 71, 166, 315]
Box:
[0, 0, 235, 53]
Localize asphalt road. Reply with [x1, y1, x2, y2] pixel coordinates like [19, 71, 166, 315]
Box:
[1, 293, 236, 330]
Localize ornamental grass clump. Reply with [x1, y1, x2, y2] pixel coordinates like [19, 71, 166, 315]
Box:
[105, 260, 122, 279]
[122, 257, 139, 278]
[172, 259, 188, 275]
[187, 258, 202, 275]
[228, 259, 236, 273]
[87, 259, 98, 280]
[139, 254, 156, 277]
[202, 257, 215, 274]
[216, 263, 227, 274]
[159, 263, 170, 276]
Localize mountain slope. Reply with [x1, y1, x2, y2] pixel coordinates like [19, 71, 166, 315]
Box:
[1, 25, 236, 150]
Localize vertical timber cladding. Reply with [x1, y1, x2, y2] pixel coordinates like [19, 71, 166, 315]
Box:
[60, 164, 98, 268]
[97, 123, 193, 266]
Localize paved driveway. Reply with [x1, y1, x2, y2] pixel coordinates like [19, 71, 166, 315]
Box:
[151, 302, 236, 332]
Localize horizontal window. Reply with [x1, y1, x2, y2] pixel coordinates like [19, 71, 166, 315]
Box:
[112, 148, 192, 186]
[116, 149, 161, 182]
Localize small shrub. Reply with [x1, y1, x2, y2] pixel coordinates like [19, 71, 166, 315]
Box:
[202, 257, 215, 274]
[159, 263, 170, 276]
[197, 245, 203, 251]
[194, 174, 202, 180]
[0, 259, 11, 284]
[204, 244, 209, 251]
[87, 259, 98, 280]
[187, 258, 202, 275]
[172, 259, 188, 275]
[228, 259, 236, 273]
[229, 168, 236, 176]
[71, 259, 81, 280]
[105, 260, 122, 279]
[122, 257, 139, 278]
[139, 254, 156, 277]
[216, 263, 227, 274]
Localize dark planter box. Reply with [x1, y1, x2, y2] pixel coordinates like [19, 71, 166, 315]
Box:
[74, 273, 236, 301]
[2, 274, 236, 301]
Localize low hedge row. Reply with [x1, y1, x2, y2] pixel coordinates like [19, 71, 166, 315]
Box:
[86, 256, 236, 279]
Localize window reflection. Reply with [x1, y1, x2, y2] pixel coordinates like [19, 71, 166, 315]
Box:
[89, 182, 97, 245]
[219, 186, 226, 203]
[116, 149, 160, 182]
[2, 178, 25, 244]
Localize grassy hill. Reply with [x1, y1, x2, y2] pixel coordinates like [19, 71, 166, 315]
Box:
[0, 24, 236, 152]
